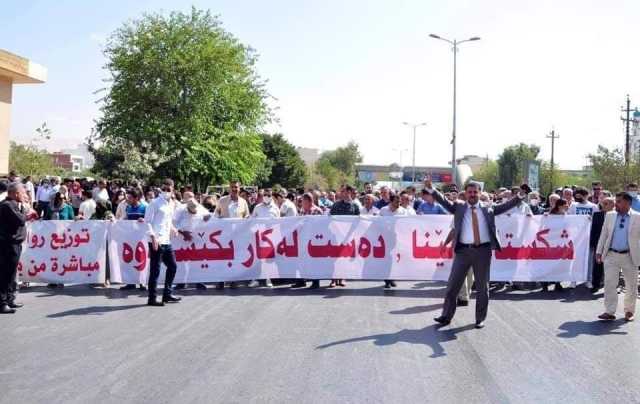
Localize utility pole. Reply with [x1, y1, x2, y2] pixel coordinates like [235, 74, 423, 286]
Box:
[621, 94, 633, 166]
[546, 129, 559, 195]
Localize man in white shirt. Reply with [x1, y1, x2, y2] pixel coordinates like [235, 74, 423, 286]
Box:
[251, 189, 280, 218]
[360, 194, 380, 216]
[379, 194, 408, 217]
[144, 178, 181, 306]
[568, 187, 599, 215]
[248, 189, 280, 288]
[77, 190, 97, 219]
[23, 176, 34, 206]
[35, 178, 52, 218]
[399, 191, 417, 215]
[276, 191, 298, 217]
[501, 189, 533, 216]
[92, 179, 110, 203]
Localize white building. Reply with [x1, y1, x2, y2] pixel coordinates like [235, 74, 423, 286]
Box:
[62, 143, 94, 170]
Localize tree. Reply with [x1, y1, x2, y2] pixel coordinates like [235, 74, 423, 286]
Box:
[91, 8, 270, 190]
[587, 145, 640, 191]
[496, 143, 540, 187]
[471, 160, 499, 191]
[257, 134, 307, 188]
[314, 141, 363, 189]
[8, 142, 56, 178]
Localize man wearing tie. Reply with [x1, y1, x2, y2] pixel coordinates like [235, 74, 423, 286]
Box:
[595, 192, 638, 322]
[424, 180, 528, 328]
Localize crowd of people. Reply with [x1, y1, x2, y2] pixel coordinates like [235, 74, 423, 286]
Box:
[0, 170, 638, 322]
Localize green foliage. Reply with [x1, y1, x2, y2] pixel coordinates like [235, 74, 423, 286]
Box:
[8, 141, 56, 178]
[257, 133, 307, 188]
[314, 141, 362, 189]
[587, 145, 640, 192]
[471, 160, 499, 191]
[497, 143, 540, 187]
[91, 7, 270, 190]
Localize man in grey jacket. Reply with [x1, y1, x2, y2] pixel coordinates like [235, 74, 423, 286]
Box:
[425, 180, 529, 328]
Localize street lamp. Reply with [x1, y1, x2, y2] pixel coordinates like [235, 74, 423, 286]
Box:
[392, 147, 409, 167]
[402, 121, 427, 183]
[429, 34, 481, 186]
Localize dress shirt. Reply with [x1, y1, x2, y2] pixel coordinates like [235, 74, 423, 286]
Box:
[79, 199, 96, 219]
[36, 185, 51, 203]
[280, 199, 298, 217]
[379, 206, 407, 216]
[459, 203, 491, 244]
[360, 205, 380, 216]
[417, 201, 446, 215]
[144, 196, 177, 245]
[174, 205, 209, 231]
[611, 212, 630, 251]
[252, 202, 281, 218]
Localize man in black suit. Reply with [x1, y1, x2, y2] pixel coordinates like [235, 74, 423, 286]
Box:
[589, 196, 614, 293]
[424, 180, 529, 328]
[0, 182, 28, 314]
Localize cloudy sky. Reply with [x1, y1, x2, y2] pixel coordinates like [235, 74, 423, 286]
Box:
[2, 0, 639, 169]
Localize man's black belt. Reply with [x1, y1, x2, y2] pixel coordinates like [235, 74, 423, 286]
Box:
[457, 242, 491, 249]
[609, 248, 630, 254]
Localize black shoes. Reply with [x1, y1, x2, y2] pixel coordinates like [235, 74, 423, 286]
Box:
[434, 316, 451, 326]
[147, 298, 164, 307]
[0, 304, 17, 314]
[8, 302, 23, 309]
[308, 281, 320, 289]
[162, 295, 182, 303]
[475, 321, 485, 329]
[120, 284, 137, 290]
[456, 298, 469, 307]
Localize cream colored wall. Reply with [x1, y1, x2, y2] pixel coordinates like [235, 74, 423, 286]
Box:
[0, 77, 12, 176]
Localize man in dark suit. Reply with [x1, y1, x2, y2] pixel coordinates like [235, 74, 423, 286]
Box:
[425, 180, 529, 328]
[0, 182, 28, 314]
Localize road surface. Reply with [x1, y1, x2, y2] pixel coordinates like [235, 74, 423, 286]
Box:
[3, 281, 639, 404]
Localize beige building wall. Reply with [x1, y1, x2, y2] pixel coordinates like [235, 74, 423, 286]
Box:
[0, 77, 11, 175]
[0, 49, 47, 176]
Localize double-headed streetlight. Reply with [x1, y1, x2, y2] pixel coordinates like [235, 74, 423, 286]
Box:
[429, 34, 481, 186]
[402, 121, 427, 183]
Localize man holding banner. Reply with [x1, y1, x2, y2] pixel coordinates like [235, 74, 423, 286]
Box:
[426, 179, 529, 329]
[144, 179, 181, 306]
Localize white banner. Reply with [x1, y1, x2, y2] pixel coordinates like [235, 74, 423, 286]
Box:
[106, 215, 590, 283]
[18, 221, 108, 284]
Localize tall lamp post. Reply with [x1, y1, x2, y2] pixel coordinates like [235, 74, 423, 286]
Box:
[429, 34, 481, 186]
[402, 121, 427, 183]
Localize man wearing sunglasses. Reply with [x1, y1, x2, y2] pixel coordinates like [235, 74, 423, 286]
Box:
[595, 192, 638, 322]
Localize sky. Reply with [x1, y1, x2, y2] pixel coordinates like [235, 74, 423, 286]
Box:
[2, 0, 640, 170]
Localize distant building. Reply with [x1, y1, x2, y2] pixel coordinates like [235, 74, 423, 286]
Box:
[296, 147, 319, 168]
[356, 164, 453, 187]
[62, 144, 94, 169]
[50, 152, 85, 173]
[456, 154, 488, 173]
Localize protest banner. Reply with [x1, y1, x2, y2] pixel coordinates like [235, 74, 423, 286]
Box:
[106, 215, 589, 283]
[18, 221, 108, 284]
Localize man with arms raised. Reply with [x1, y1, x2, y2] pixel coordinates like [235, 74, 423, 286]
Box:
[425, 179, 529, 328]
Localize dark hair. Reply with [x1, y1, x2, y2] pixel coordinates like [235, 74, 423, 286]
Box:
[389, 194, 399, 203]
[344, 184, 355, 193]
[464, 182, 480, 191]
[302, 193, 314, 203]
[83, 190, 92, 199]
[286, 192, 295, 201]
[574, 187, 589, 197]
[616, 191, 633, 203]
[550, 198, 567, 214]
[162, 178, 174, 188]
[627, 183, 638, 189]
[129, 188, 142, 199]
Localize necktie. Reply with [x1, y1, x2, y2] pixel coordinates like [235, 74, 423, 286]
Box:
[471, 206, 481, 246]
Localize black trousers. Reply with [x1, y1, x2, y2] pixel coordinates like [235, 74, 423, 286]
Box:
[592, 258, 604, 289]
[0, 243, 21, 305]
[441, 245, 492, 323]
[148, 244, 177, 299]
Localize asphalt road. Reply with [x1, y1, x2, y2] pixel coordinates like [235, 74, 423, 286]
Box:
[3, 281, 639, 404]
